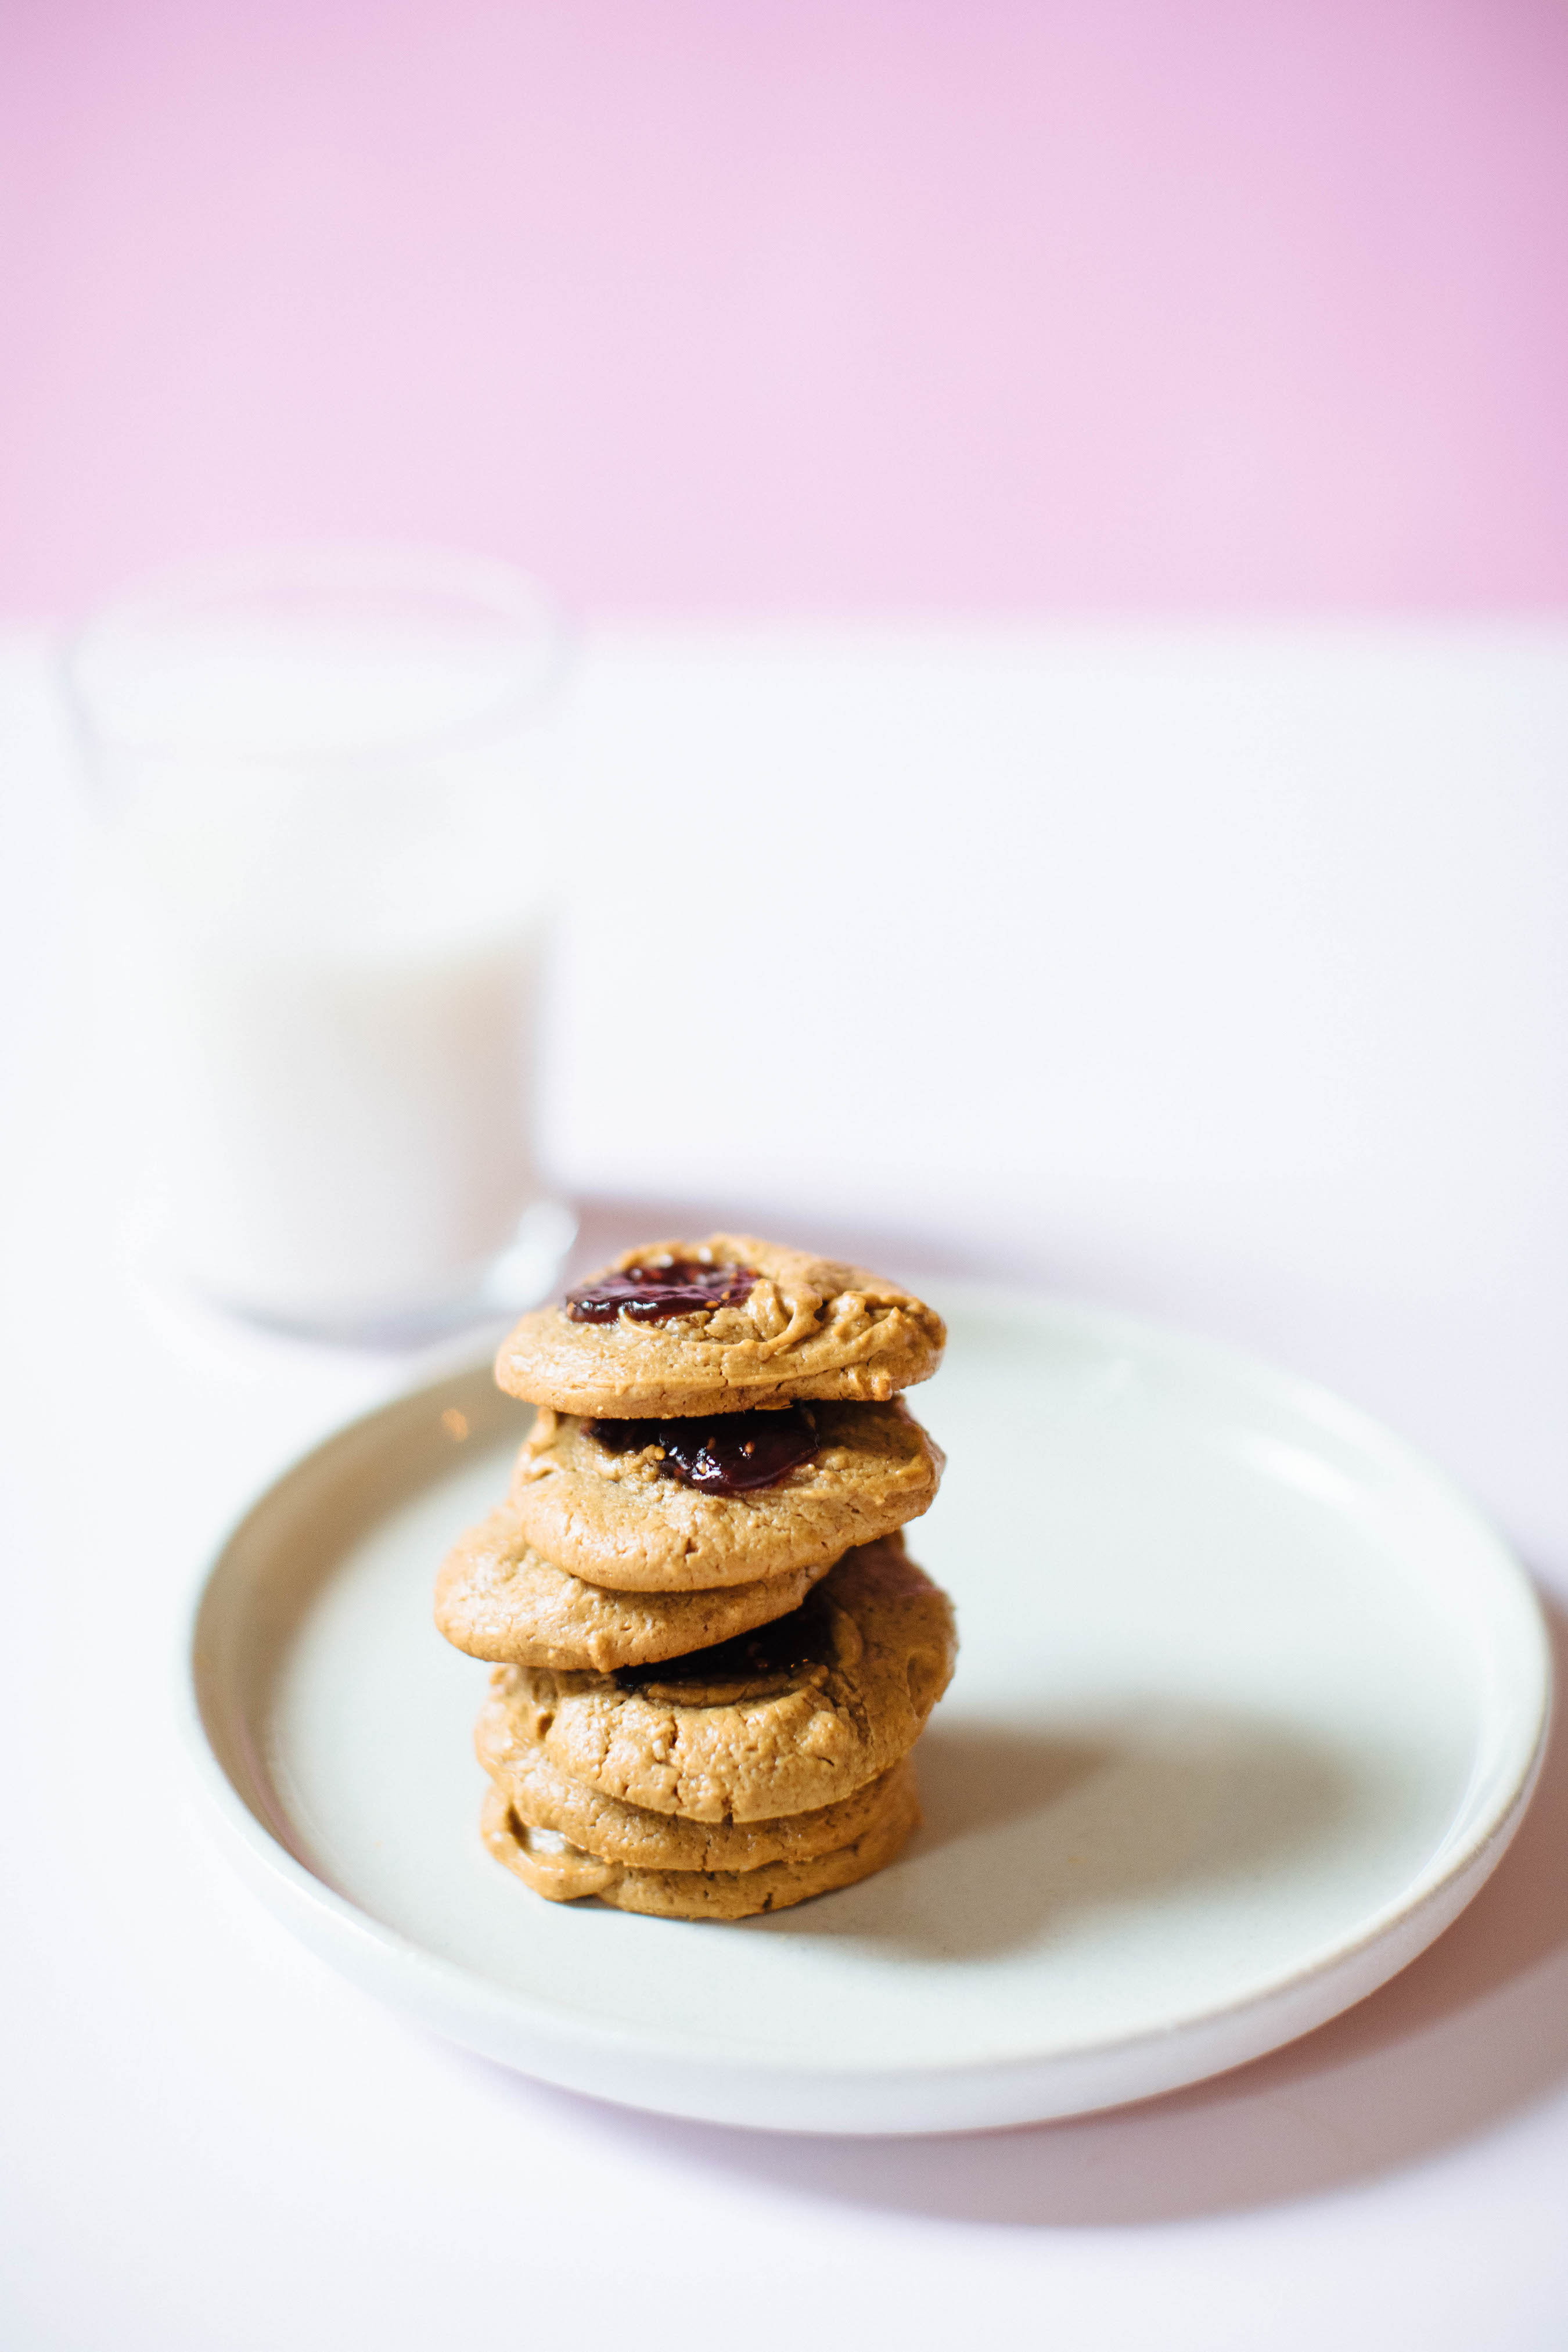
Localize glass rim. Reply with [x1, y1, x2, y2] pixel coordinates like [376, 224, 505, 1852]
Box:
[61, 542, 570, 772]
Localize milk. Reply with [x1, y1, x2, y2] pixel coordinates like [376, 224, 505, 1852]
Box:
[121, 887, 548, 1326]
[76, 573, 563, 1334]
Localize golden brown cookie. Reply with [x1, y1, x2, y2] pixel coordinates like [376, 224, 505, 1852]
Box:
[508, 1397, 943, 1592]
[480, 1761, 920, 1919]
[494, 1234, 945, 1417]
[489, 1537, 957, 1823]
[476, 1693, 911, 1869]
[434, 1502, 836, 1670]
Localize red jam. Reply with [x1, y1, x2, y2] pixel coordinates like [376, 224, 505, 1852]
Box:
[616, 1603, 825, 1694]
[565, 1260, 758, 1324]
[587, 1404, 820, 1495]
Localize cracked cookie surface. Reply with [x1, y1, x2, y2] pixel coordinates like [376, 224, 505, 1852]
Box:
[509, 1396, 943, 1591]
[476, 1698, 910, 1869]
[480, 1761, 920, 1918]
[494, 1233, 945, 1417]
[434, 1502, 835, 1670]
[488, 1537, 958, 1822]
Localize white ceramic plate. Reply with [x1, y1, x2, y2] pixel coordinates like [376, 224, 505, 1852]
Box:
[184, 1287, 1551, 2135]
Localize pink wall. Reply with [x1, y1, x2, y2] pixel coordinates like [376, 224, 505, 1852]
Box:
[3, 0, 1566, 617]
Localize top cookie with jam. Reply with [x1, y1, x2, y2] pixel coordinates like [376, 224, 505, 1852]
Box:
[494, 1233, 945, 1417]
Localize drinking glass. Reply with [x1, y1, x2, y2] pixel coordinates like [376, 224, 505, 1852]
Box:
[64, 546, 574, 1343]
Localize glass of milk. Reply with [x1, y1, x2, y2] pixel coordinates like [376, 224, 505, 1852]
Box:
[65, 546, 574, 1343]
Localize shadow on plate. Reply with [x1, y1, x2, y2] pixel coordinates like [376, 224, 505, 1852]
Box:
[739, 1709, 1357, 1962]
[497, 1595, 1567, 2224]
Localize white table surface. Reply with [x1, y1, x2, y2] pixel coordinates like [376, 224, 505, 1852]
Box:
[3, 621, 1567, 2350]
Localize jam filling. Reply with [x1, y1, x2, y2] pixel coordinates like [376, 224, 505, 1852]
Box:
[616, 1599, 827, 1696]
[565, 1259, 758, 1324]
[587, 1403, 820, 1495]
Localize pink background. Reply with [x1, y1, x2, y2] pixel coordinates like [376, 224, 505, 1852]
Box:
[2, 0, 1566, 617]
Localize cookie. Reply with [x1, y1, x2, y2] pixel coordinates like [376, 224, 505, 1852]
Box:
[494, 1234, 945, 1418]
[434, 1502, 836, 1671]
[476, 1692, 911, 1869]
[480, 1761, 920, 1919]
[488, 1536, 957, 1822]
[508, 1397, 943, 1592]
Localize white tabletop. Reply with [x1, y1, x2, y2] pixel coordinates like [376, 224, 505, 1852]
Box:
[3, 621, 1566, 2349]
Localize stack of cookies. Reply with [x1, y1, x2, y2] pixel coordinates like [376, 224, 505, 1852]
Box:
[434, 1234, 957, 1921]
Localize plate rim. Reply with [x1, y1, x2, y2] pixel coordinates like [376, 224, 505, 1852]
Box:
[177, 1283, 1554, 2131]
